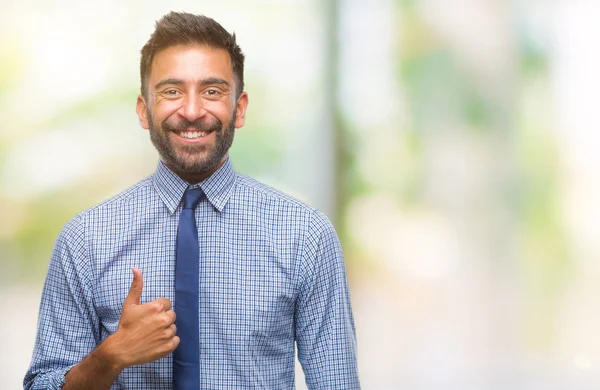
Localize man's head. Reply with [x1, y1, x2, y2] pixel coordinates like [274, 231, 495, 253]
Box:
[140, 12, 245, 100]
[136, 12, 248, 184]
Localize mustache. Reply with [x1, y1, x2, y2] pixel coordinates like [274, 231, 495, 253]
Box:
[162, 117, 222, 133]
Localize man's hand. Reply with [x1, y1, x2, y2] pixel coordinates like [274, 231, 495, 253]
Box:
[102, 268, 180, 369]
[63, 268, 180, 390]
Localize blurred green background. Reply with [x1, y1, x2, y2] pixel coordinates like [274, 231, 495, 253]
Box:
[2, 1, 600, 389]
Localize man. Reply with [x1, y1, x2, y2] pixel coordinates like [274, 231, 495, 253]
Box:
[24, 11, 359, 390]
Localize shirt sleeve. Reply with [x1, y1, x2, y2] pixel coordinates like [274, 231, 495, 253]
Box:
[295, 210, 360, 389]
[24, 215, 100, 390]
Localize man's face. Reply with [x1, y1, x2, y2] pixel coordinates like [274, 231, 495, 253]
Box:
[136, 44, 248, 182]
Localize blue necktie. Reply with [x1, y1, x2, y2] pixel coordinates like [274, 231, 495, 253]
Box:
[173, 188, 203, 389]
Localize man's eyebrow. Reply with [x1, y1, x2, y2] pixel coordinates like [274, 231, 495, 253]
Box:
[154, 78, 184, 90]
[199, 77, 229, 88]
[154, 77, 230, 91]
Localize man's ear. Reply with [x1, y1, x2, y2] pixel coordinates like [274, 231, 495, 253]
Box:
[234, 92, 249, 129]
[136, 95, 149, 129]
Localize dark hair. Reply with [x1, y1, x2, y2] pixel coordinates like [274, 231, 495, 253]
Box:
[140, 11, 245, 98]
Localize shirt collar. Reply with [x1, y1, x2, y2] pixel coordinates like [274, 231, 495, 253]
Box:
[152, 158, 237, 214]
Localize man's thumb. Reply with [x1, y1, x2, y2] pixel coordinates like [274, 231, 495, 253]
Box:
[124, 267, 143, 306]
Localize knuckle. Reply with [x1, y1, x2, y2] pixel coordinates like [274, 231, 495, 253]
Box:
[167, 327, 175, 338]
[160, 313, 173, 327]
[162, 337, 178, 354]
[167, 325, 177, 338]
[156, 298, 170, 311]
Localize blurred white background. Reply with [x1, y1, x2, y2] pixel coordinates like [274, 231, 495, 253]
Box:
[2, 0, 600, 389]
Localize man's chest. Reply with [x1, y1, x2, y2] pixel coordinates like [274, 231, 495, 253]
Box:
[91, 210, 299, 342]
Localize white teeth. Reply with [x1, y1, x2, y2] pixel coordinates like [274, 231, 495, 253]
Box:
[181, 131, 207, 139]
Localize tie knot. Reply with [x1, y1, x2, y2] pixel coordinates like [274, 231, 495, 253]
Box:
[182, 188, 204, 210]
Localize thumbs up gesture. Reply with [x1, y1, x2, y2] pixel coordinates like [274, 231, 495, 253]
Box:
[103, 268, 180, 369]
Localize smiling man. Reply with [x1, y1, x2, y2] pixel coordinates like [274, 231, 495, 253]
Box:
[142, 43, 245, 184]
[24, 12, 359, 390]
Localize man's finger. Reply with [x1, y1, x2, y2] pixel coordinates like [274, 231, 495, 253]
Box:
[168, 309, 176, 323]
[123, 268, 143, 306]
[153, 297, 172, 311]
[172, 336, 181, 350]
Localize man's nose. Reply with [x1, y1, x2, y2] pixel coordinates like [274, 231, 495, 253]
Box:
[178, 93, 207, 122]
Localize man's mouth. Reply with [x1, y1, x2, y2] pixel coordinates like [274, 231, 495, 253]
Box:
[178, 130, 209, 139]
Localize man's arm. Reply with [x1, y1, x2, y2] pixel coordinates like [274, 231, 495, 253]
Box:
[24, 216, 101, 389]
[62, 268, 179, 390]
[25, 217, 179, 390]
[295, 211, 360, 389]
[60, 342, 122, 390]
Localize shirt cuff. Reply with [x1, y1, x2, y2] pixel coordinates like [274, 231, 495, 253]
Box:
[31, 364, 76, 390]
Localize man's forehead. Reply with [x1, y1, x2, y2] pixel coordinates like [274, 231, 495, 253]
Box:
[152, 44, 231, 66]
[149, 44, 233, 80]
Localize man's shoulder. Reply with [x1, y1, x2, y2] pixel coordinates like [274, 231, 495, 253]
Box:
[232, 173, 336, 234]
[233, 173, 316, 213]
[54, 176, 154, 244]
[75, 176, 155, 220]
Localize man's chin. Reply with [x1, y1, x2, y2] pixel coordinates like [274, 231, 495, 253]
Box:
[168, 156, 220, 174]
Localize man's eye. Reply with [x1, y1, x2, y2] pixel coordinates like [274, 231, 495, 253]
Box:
[165, 89, 180, 95]
[205, 89, 220, 96]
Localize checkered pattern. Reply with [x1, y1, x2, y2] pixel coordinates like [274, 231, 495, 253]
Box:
[24, 159, 360, 389]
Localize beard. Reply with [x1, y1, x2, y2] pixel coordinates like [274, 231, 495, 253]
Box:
[147, 109, 236, 177]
